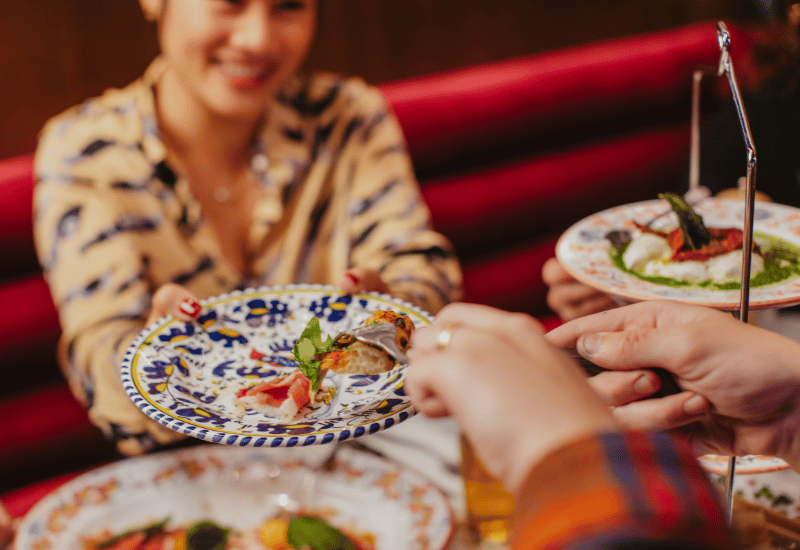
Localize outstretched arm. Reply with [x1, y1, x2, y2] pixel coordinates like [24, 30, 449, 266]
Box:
[406, 303, 735, 550]
[547, 300, 800, 468]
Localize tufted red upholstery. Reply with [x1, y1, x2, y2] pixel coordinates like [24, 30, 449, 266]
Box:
[1, 20, 755, 519]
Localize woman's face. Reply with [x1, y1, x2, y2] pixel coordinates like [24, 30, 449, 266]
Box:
[154, 0, 317, 121]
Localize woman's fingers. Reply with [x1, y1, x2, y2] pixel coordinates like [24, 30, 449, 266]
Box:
[586, 369, 661, 406]
[147, 283, 202, 326]
[541, 257, 572, 285]
[553, 292, 619, 322]
[609, 391, 710, 432]
[543, 257, 617, 321]
[337, 267, 389, 295]
[411, 303, 545, 358]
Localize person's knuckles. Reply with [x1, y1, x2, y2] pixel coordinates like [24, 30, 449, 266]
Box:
[588, 370, 654, 406]
[409, 326, 445, 354]
[541, 257, 567, 284]
[581, 329, 649, 368]
[504, 311, 545, 338]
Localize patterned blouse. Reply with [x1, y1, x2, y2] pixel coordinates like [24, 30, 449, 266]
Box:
[33, 59, 463, 455]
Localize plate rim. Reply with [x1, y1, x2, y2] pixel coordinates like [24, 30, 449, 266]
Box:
[556, 198, 800, 310]
[13, 444, 456, 550]
[120, 284, 434, 447]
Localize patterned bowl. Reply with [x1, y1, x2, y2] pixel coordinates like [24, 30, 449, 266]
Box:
[699, 455, 800, 518]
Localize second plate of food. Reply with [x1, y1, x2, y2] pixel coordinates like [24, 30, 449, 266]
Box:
[14, 444, 454, 550]
[120, 285, 433, 447]
[556, 198, 800, 310]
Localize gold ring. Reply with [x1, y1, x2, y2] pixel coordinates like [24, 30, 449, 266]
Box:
[436, 324, 457, 351]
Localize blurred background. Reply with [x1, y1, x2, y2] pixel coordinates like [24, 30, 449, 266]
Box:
[0, 0, 767, 159]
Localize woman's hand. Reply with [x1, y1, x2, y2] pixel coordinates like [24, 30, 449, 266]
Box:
[546, 300, 800, 468]
[145, 284, 203, 326]
[405, 303, 617, 493]
[541, 257, 618, 321]
[337, 267, 389, 295]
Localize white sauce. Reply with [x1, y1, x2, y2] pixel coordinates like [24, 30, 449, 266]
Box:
[622, 232, 672, 270]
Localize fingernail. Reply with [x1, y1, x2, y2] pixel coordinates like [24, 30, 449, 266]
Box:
[633, 374, 655, 395]
[683, 394, 706, 414]
[179, 298, 201, 318]
[346, 273, 359, 285]
[580, 333, 601, 356]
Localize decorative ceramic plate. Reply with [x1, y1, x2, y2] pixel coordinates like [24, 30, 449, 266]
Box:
[557, 198, 800, 310]
[120, 285, 434, 447]
[14, 444, 455, 550]
[698, 455, 800, 518]
[698, 454, 791, 476]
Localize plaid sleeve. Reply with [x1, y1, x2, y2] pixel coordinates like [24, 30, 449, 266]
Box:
[512, 432, 737, 550]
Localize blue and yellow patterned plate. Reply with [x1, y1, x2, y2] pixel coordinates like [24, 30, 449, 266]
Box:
[120, 285, 434, 447]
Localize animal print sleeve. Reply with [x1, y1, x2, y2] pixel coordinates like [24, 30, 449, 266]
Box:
[335, 82, 464, 314]
[33, 115, 187, 455]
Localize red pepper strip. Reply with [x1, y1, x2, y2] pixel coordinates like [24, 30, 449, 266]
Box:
[638, 224, 757, 262]
[672, 227, 752, 261]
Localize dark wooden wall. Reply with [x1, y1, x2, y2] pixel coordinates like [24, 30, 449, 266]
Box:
[0, 0, 757, 159]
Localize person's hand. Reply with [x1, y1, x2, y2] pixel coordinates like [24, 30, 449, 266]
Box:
[546, 300, 800, 468]
[541, 257, 618, 321]
[337, 267, 389, 295]
[145, 283, 203, 326]
[405, 303, 617, 493]
[0, 502, 13, 549]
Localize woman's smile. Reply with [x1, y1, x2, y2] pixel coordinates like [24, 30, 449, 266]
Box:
[214, 58, 279, 90]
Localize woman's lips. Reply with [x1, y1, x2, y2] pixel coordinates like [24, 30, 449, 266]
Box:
[217, 60, 277, 89]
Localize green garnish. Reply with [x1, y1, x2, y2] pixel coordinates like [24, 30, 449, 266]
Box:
[93, 517, 170, 548]
[286, 516, 358, 550]
[659, 192, 712, 250]
[292, 317, 335, 392]
[186, 520, 230, 550]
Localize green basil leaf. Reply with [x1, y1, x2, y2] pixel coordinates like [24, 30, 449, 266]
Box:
[659, 192, 711, 250]
[295, 337, 317, 363]
[287, 516, 357, 550]
[186, 521, 230, 550]
[292, 317, 339, 394]
[94, 517, 170, 548]
[293, 317, 322, 358]
[296, 359, 323, 392]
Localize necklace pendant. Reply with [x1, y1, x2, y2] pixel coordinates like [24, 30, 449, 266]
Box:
[213, 186, 231, 202]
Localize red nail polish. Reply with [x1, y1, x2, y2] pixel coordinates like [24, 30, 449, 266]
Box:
[179, 298, 201, 318]
[346, 273, 359, 285]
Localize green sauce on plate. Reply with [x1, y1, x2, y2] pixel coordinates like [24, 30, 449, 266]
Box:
[610, 232, 800, 290]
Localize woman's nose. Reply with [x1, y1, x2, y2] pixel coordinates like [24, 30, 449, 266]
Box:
[229, 3, 273, 54]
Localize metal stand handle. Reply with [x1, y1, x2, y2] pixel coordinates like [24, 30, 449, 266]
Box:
[713, 21, 758, 525]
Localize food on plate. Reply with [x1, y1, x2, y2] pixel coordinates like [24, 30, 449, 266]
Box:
[321, 310, 415, 376]
[235, 311, 415, 420]
[610, 193, 800, 288]
[82, 513, 374, 550]
[235, 370, 311, 422]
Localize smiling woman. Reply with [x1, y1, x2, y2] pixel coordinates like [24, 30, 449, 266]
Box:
[31, 0, 463, 456]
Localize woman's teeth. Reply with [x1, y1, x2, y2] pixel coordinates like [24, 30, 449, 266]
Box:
[220, 62, 267, 78]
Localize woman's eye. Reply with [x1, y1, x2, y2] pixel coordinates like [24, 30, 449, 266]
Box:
[274, 0, 306, 11]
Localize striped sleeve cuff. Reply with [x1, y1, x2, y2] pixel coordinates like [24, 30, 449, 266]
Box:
[512, 431, 736, 550]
